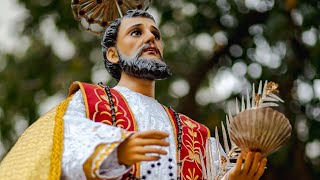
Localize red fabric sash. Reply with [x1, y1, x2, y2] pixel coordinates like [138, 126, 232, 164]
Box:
[164, 107, 211, 180]
[69, 81, 211, 180]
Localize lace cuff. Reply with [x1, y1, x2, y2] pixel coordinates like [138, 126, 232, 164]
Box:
[97, 146, 132, 179]
[83, 129, 133, 179]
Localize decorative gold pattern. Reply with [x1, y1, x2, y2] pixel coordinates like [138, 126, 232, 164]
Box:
[179, 115, 210, 180]
[163, 106, 211, 180]
[83, 144, 106, 179]
[186, 168, 199, 180]
[255, 81, 280, 106]
[92, 86, 136, 131]
[266, 81, 280, 95]
[92, 130, 130, 177]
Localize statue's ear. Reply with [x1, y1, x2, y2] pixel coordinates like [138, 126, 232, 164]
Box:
[106, 47, 119, 64]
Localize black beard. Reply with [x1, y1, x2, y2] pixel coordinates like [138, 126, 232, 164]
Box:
[118, 49, 172, 80]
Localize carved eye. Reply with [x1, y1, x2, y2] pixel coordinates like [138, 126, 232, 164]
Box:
[131, 30, 142, 37]
[154, 33, 161, 40]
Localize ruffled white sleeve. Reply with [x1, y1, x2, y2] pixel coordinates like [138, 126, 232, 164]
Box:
[61, 90, 132, 180]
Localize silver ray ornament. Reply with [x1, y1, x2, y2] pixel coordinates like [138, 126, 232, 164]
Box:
[71, 0, 152, 35]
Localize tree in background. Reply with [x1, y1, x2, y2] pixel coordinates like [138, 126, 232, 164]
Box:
[0, 0, 319, 179]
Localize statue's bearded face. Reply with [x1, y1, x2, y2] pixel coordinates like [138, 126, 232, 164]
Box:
[112, 17, 171, 80]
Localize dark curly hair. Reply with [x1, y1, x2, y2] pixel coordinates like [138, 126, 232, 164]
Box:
[101, 10, 155, 81]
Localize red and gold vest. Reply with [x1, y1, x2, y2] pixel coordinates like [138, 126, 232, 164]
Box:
[69, 81, 211, 180]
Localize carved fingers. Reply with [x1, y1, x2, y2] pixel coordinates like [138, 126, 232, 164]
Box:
[232, 153, 244, 175]
[135, 147, 168, 155]
[117, 130, 170, 166]
[129, 154, 161, 163]
[242, 152, 255, 174]
[254, 157, 267, 179]
[229, 152, 267, 180]
[134, 130, 169, 139]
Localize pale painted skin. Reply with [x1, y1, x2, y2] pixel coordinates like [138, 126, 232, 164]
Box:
[107, 17, 163, 98]
[106, 17, 267, 180]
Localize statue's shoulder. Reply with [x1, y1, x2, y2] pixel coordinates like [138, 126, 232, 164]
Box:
[179, 113, 211, 137]
[66, 81, 133, 124]
[67, 81, 109, 120]
[179, 113, 207, 127]
[68, 81, 103, 96]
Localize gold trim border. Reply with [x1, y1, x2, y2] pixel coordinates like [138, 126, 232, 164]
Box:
[49, 95, 73, 180]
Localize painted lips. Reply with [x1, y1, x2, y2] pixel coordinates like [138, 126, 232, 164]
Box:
[143, 47, 158, 54]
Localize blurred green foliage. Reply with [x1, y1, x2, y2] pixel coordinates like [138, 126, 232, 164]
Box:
[0, 0, 319, 179]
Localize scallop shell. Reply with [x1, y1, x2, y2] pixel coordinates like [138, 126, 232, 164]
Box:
[229, 107, 291, 157]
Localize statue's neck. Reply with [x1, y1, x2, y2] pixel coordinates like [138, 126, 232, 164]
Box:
[117, 73, 155, 98]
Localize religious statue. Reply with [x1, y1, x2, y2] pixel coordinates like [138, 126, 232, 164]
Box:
[0, 9, 273, 180]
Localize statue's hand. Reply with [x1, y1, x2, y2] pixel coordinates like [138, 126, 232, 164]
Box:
[228, 152, 267, 180]
[117, 130, 169, 166]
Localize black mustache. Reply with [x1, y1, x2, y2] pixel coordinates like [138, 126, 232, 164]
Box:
[136, 43, 162, 59]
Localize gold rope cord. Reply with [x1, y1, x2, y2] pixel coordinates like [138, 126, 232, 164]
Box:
[49, 96, 73, 180]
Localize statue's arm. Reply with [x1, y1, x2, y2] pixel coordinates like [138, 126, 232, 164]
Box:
[61, 90, 132, 180]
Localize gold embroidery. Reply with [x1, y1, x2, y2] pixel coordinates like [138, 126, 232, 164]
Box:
[180, 115, 208, 179]
[93, 143, 118, 177]
[92, 87, 107, 122]
[83, 130, 131, 179]
[185, 126, 201, 164]
[187, 150, 201, 164]
[95, 131, 128, 176]
[186, 168, 199, 180]
[187, 129, 198, 138]
[115, 90, 138, 131]
[185, 119, 197, 129]
[163, 110, 210, 180]
[83, 144, 106, 179]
